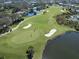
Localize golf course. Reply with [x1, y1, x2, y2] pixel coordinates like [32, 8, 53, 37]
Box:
[0, 5, 74, 59]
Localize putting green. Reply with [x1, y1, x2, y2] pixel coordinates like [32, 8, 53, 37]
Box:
[10, 30, 40, 44]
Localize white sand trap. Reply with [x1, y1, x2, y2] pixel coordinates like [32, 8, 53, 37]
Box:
[61, 10, 65, 12]
[23, 24, 32, 29]
[45, 29, 57, 37]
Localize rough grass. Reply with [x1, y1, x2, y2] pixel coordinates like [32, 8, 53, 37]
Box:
[0, 6, 74, 59]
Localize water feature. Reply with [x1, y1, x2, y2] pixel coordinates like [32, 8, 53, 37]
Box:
[42, 31, 79, 59]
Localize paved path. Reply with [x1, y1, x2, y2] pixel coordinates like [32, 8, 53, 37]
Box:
[0, 17, 34, 37]
[0, 12, 42, 37]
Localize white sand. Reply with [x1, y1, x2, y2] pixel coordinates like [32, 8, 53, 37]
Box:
[61, 10, 65, 12]
[23, 24, 32, 29]
[45, 29, 57, 37]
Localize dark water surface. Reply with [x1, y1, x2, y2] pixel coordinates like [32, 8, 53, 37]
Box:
[42, 31, 79, 59]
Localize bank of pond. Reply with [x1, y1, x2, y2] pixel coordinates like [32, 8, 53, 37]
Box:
[42, 31, 79, 59]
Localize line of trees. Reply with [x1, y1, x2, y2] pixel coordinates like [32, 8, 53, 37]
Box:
[0, 8, 24, 34]
[56, 13, 79, 31]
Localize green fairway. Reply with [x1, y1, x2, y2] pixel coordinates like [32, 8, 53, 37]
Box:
[0, 6, 74, 59]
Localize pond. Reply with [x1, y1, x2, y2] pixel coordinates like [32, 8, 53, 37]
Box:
[42, 31, 79, 59]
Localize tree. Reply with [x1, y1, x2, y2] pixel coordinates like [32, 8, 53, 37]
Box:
[56, 15, 65, 25]
[12, 8, 20, 13]
[0, 56, 4, 59]
[26, 46, 35, 59]
[75, 24, 79, 31]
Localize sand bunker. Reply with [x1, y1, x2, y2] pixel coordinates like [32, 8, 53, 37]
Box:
[45, 29, 57, 37]
[23, 24, 32, 29]
[61, 10, 65, 12]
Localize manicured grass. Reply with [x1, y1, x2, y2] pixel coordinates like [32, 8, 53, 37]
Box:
[0, 6, 74, 59]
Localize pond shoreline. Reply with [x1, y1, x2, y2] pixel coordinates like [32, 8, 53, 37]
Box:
[42, 31, 79, 59]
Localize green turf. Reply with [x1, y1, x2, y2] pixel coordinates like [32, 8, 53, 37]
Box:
[0, 5, 74, 59]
